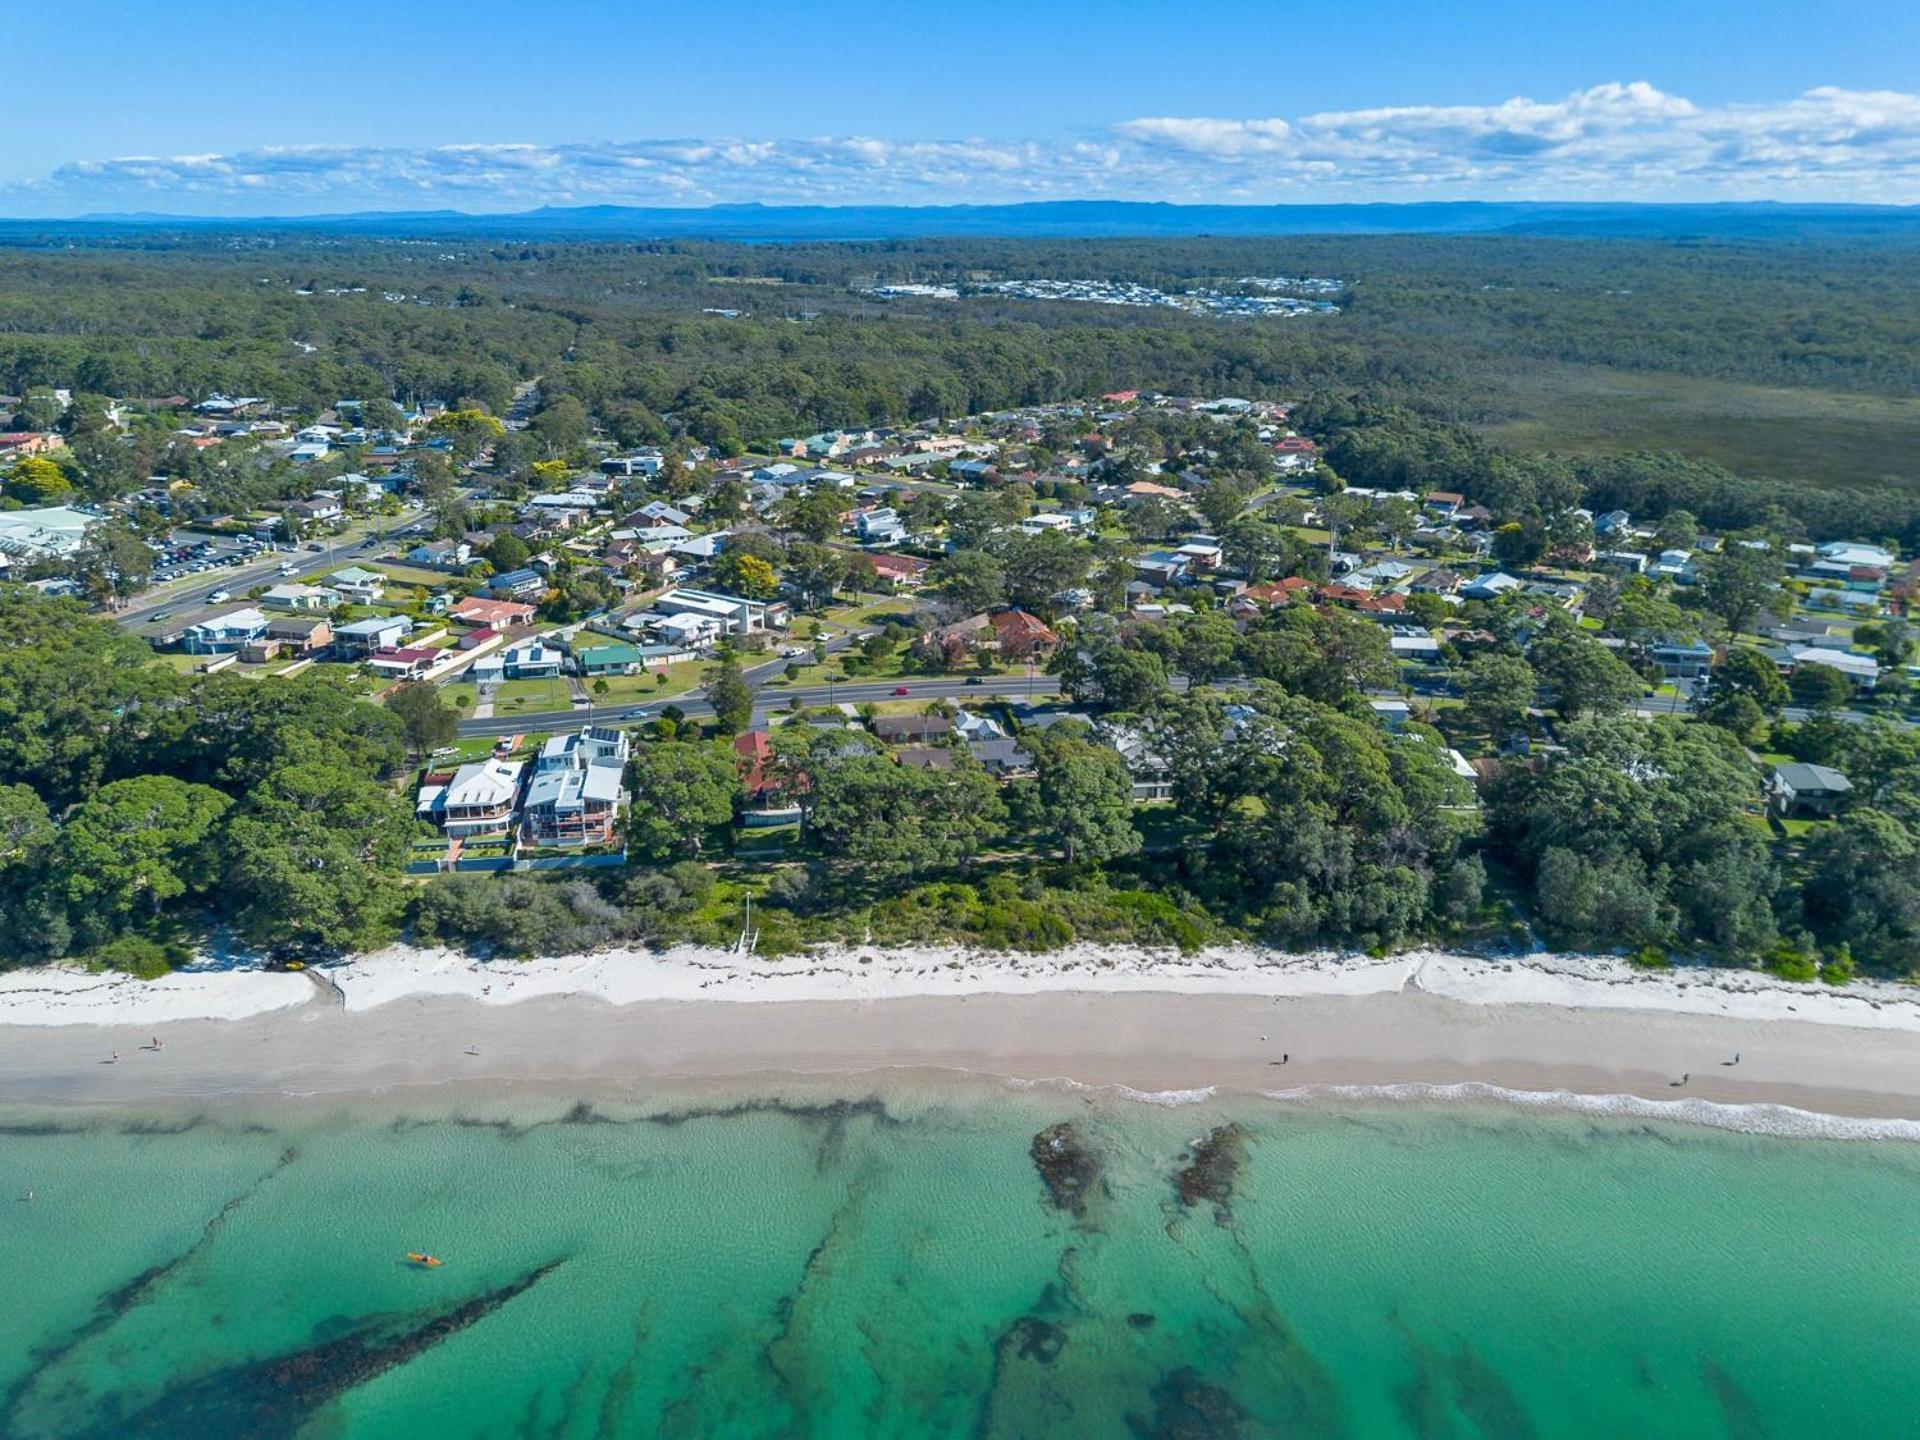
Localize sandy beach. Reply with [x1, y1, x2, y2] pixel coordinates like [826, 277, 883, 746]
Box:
[0, 944, 1918, 1130]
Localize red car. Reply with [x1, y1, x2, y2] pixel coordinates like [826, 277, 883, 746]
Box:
[891, 685, 912, 697]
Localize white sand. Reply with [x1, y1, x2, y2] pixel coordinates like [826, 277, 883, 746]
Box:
[0, 963, 315, 1028]
[2, 941, 1916, 1036]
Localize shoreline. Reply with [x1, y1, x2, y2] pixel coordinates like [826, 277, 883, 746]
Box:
[3, 944, 1918, 1136]
[0, 972, 1918, 1135]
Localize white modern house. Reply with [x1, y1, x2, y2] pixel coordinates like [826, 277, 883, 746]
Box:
[418, 759, 525, 836]
[523, 727, 629, 847]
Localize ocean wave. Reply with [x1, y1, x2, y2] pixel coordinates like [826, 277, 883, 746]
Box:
[1258, 1081, 1920, 1142]
[1003, 1074, 1220, 1107]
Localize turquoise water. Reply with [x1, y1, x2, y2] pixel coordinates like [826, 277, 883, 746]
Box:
[3, 1088, 1918, 1437]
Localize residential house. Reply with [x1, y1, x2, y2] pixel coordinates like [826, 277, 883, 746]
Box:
[652, 588, 785, 635]
[968, 738, 1036, 779]
[871, 714, 953, 744]
[418, 760, 524, 836]
[1101, 723, 1171, 801]
[988, 608, 1059, 657]
[366, 646, 439, 679]
[263, 615, 332, 653]
[486, 567, 548, 601]
[1651, 639, 1714, 680]
[953, 709, 1006, 743]
[1411, 568, 1463, 596]
[1769, 762, 1853, 818]
[1176, 538, 1226, 571]
[1272, 435, 1319, 471]
[1790, 646, 1879, 689]
[181, 607, 270, 655]
[895, 746, 957, 772]
[260, 582, 339, 612]
[855, 507, 908, 545]
[286, 495, 343, 523]
[326, 566, 388, 603]
[449, 596, 536, 631]
[333, 615, 413, 657]
[502, 641, 565, 679]
[575, 641, 647, 677]
[407, 539, 472, 570]
[523, 726, 629, 847]
[862, 551, 930, 588]
[1423, 491, 1464, 519]
[1462, 572, 1522, 602]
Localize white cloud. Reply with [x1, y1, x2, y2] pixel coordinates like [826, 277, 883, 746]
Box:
[21, 84, 1920, 211]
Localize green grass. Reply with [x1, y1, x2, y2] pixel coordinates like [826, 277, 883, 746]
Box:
[1476, 361, 1920, 492]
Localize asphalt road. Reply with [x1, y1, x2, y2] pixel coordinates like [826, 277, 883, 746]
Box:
[113, 516, 435, 635]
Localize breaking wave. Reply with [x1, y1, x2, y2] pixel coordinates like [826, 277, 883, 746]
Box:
[1259, 1080, 1920, 1142]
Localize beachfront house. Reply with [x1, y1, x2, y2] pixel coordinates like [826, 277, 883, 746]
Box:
[522, 726, 629, 847]
[418, 759, 524, 836]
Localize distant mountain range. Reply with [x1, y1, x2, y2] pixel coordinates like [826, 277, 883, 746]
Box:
[14, 199, 1920, 242]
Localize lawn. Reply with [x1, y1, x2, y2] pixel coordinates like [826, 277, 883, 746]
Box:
[580, 662, 708, 703]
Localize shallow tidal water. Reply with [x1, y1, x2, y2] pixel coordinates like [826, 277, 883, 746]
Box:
[2, 1085, 1917, 1438]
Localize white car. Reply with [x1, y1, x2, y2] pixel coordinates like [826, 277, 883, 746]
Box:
[206, 589, 231, 604]
[782, 646, 810, 659]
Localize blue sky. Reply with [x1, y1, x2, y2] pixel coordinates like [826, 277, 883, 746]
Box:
[12, 0, 1920, 213]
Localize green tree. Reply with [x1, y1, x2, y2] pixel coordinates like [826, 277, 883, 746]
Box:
[71, 521, 155, 606]
[1195, 474, 1252, 533]
[703, 660, 754, 736]
[625, 744, 742, 856]
[384, 681, 460, 759]
[1237, 605, 1393, 703]
[928, 549, 1007, 615]
[1029, 736, 1140, 863]
[1001, 531, 1091, 611]
[56, 775, 231, 942]
[1529, 622, 1643, 719]
[530, 395, 591, 457]
[1698, 542, 1785, 636]
[782, 542, 848, 609]
[5, 455, 71, 504]
[1791, 663, 1853, 712]
[1053, 642, 1168, 711]
[486, 533, 531, 573]
[1221, 517, 1293, 582]
[1461, 653, 1538, 736]
[1803, 809, 1920, 968]
[808, 752, 1005, 880]
[221, 761, 413, 952]
[711, 550, 778, 600]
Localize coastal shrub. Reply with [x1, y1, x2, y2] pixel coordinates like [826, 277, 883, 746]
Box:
[86, 933, 183, 980]
[1628, 946, 1671, 970]
[1100, 889, 1210, 953]
[1820, 945, 1856, 986]
[1762, 945, 1819, 983]
[411, 874, 625, 957]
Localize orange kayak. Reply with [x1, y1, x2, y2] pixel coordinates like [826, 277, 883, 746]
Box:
[406, 1252, 443, 1268]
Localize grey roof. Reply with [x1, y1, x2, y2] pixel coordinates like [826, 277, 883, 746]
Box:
[1775, 763, 1851, 794]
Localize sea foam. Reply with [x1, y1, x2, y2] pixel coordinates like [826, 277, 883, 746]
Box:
[1259, 1081, 1920, 1142]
